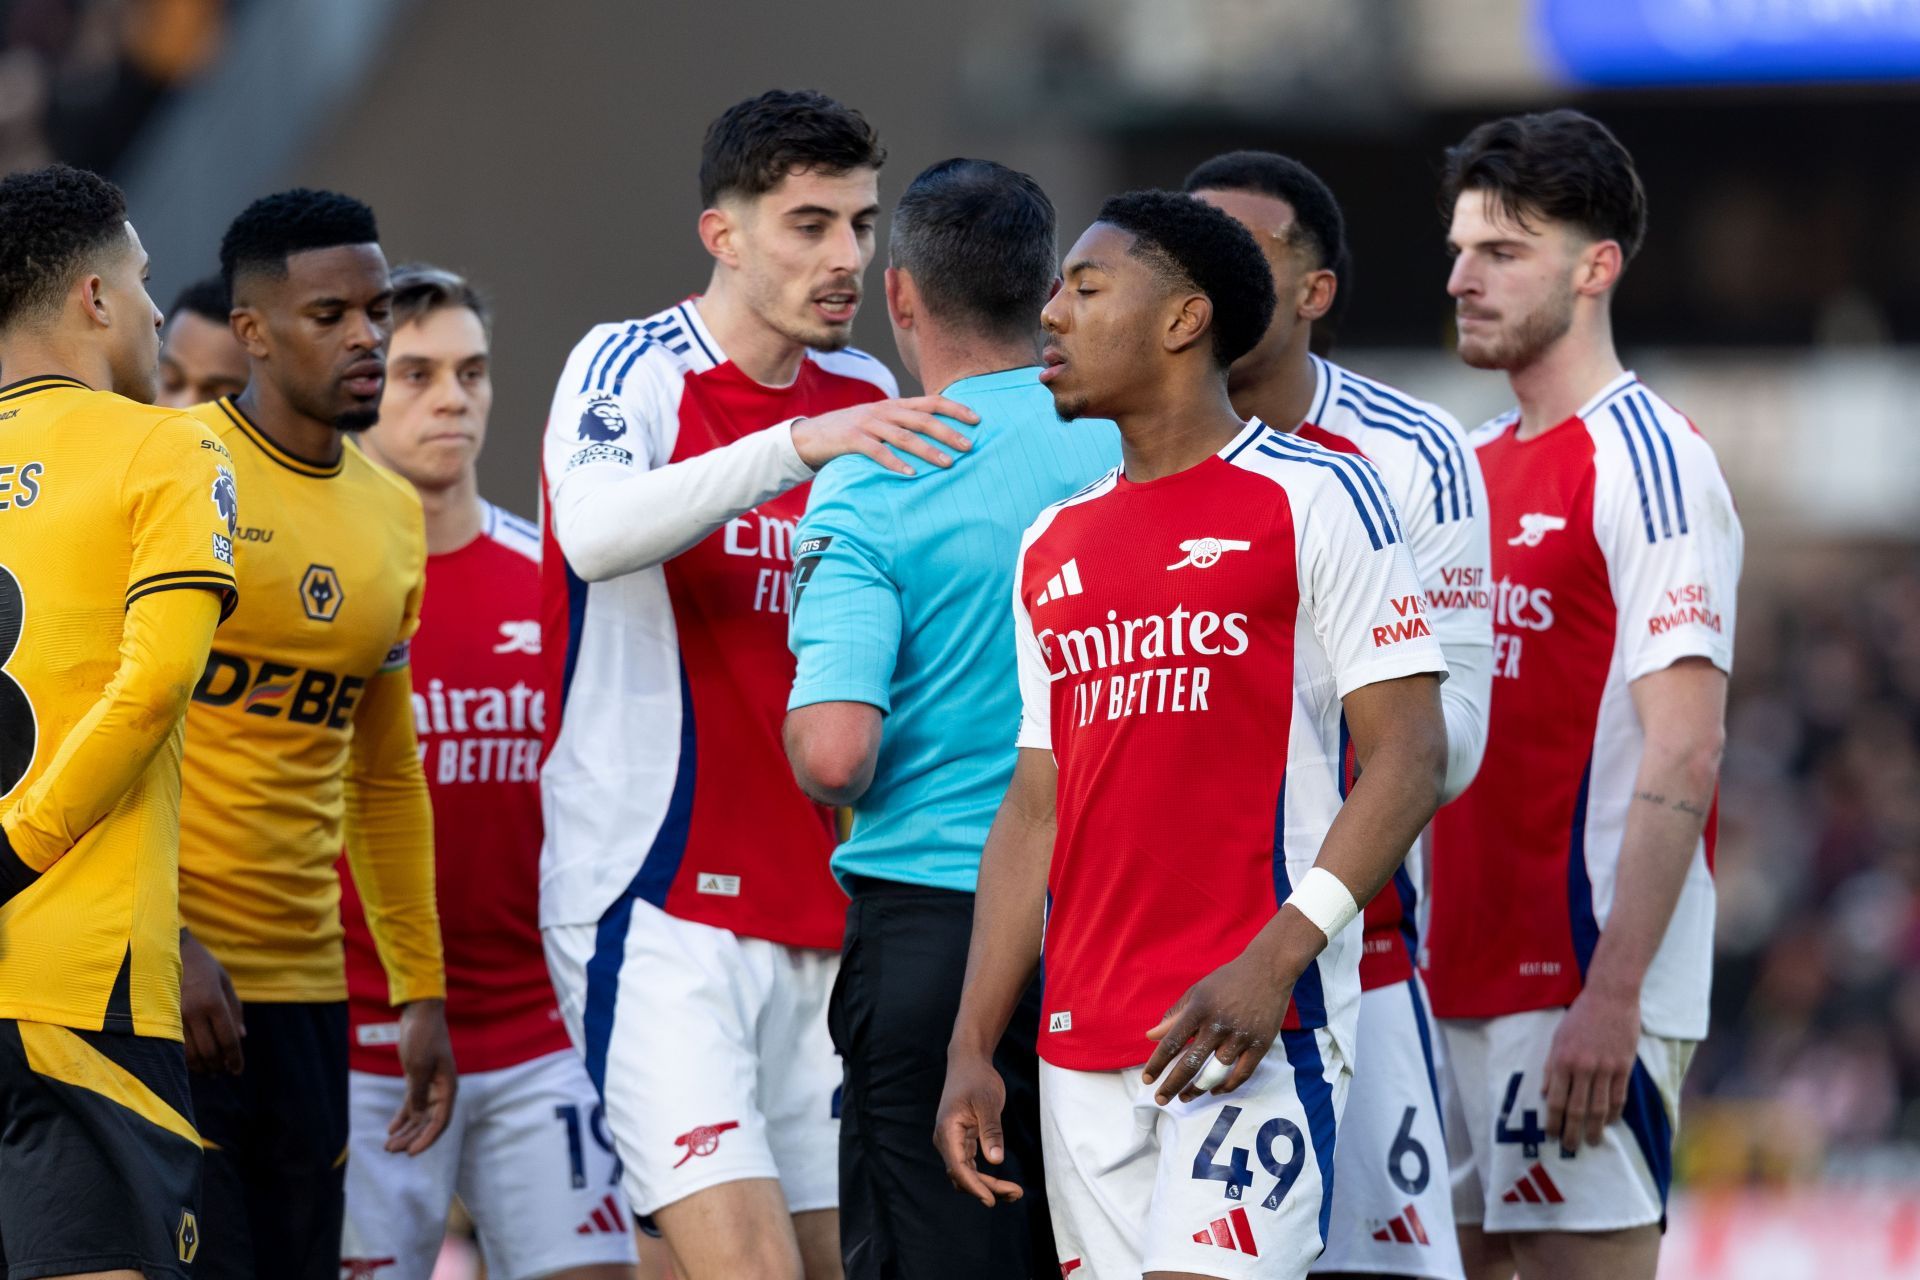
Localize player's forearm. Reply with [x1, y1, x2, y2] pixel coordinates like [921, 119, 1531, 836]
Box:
[346, 667, 446, 1003]
[1, 589, 219, 871]
[1309, 674, 1448, 918]
[1582, 731, 1722, 1003]
[1436, 639, 1492, 803]
[554, 421, 812, 581]
[949, 761, 1055, 1059]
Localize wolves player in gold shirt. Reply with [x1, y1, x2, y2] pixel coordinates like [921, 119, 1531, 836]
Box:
[175, 189, 455, 1280]
[0, 165, 236, 1280]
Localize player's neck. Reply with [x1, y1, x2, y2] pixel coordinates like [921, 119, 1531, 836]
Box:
[416, 474, 486, 555]
[695, 277, 806, 388]
[1509, 316, 1624, 441]
[1116, 378, 1245, 484]
[235, 380, 345, 466]
[1226, 335, 1318, 435]
[0, 336, 111, 395]
[917, 329, 1039, 398]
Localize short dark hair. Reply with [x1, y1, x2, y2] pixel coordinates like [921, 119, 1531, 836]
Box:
[890, 158, 1055, 339]
[699, 89, 885, 208]
[1095, 189, 1276, 368]
[0, 164, 129, 332]
[219, 188, 380, 290]
[1182, 150, 1347, 273]
[168, 275, 230, 325]
[1440, 109, 1647, 261]
[389, 263, 491, 339]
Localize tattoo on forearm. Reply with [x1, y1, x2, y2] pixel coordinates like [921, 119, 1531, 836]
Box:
[1634, 789, 1709, 819]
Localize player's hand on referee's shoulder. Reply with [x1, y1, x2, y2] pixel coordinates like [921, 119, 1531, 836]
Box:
[933, 1051, 1023, 1208]
[791, 396, 979, 477]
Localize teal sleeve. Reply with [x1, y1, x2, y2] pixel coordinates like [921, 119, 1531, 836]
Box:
[787, 463, 901, 713]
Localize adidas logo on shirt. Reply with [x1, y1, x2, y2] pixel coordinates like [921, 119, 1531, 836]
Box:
[1370, 1202, 1432, 1245]
[1500, 1161, 1565, 1205]
[1191, 1205, 1259, 1256]
[1035, 559, 1084, 606]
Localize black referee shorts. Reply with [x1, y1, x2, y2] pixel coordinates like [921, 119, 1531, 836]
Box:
[831, 876, 1053, 1280]
[189, 1000, 348, 1280]
[0, 1018, 203, 1279]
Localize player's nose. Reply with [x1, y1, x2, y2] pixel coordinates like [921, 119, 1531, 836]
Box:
[1445, 255, 1475, 299]
[1040, 290, 1068, 334]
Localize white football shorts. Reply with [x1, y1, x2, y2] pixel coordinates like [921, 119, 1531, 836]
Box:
[1313, 976, 1463, 1279]
[1042, 1027, 1349, 1280]
[1442, 1008, 1694, 1234]
[543, 899, 841, 1218]
[340, 1049, 638, 1280]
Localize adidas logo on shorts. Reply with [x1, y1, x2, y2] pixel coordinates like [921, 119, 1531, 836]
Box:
[1192, 1205, 1259, 1256]
[1370, 1202, 1431, 1244]
[1501, 1161, 1565, 1205]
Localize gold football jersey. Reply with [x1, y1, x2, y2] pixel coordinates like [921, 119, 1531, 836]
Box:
[179, 396, 441, 1004]
[0, 375, 238, 1038]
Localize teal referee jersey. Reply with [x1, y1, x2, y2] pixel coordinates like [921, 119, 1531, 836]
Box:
[786, 365, 1119, 891]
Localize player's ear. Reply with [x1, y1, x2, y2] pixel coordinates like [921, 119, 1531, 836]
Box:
[1164, 292, 1213, 356]
[884, 266, 913, 331]
[1575, 238, 1622, 298]
[1299, 268, 1338, 324]
[698, 205, 740, 269]
[75, 272, 111, 329]
[228, 305, 270, 360]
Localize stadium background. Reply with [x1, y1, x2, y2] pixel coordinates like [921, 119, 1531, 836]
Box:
[5, 0, 1918, 1276]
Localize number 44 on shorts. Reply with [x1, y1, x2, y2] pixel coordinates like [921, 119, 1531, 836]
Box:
[1190, 1105, 1307, 1211]
[1495, 1071, 1553, 1160]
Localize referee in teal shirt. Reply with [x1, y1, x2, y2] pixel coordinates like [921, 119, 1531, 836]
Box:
[785, 159, 1118, 1280]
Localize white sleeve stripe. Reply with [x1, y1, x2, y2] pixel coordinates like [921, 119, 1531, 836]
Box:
[1339, 375, 1475, 522]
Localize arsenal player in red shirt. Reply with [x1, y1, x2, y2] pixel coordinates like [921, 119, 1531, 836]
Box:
[338, 266, 641, 1280]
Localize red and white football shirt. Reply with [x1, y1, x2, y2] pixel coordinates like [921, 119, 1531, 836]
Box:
[539, 300, 895, 947]
[342, 502, 564, 1075]
[1015, 419, 1448, 1072]
[1425, 373, 1741, 1039]
[1296, 354, 1492, 991]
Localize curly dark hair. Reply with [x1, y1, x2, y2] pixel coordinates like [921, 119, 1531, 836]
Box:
[1182, 150, 1347, 274]
[1440, 109, 1647, 262]
[219, 188, 380, 290]
[168, 275, 231, 325]
[0, 164, 129, 332]
[699, 89, 885, 208]
[1096, 189, 1276, 368]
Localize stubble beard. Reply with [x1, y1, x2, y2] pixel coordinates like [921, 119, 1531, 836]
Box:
[1458, 280, 1575, 372]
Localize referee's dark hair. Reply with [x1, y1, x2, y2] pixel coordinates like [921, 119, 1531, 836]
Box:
[890, 158, 1056, 340]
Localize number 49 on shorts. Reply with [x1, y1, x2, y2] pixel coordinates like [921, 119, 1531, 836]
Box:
[1190, 1104, 1307, 1211]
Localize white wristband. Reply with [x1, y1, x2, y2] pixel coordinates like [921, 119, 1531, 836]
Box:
[1285, 867, 1360, 943]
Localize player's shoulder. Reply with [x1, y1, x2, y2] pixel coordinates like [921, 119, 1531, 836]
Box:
[560, 300, 710, 403]
[1467, 409, 1519, 449]
[1020, 465, 1120, 553]
[1231, 420, 1406, 547]
[1580, 373, 1725, 480]
[1324, 358, 1468, 441]
[343, 440, 426, 520]
[480, 501, 541, 563]
[804, 345, 899, 398]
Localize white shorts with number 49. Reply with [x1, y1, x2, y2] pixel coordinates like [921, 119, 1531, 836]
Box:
[543, 900, 841, 1219]
[1042, 1027, 1349, 1280]
[340, 1049, 638, 1280]
[1442, 1008, 1694, 1235]
[1313, 976, 1463, 1279]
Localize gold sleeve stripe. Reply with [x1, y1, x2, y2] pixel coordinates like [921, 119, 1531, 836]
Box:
[18, 1022, 202, 1148]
